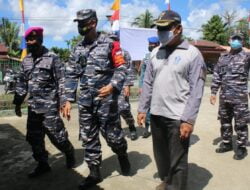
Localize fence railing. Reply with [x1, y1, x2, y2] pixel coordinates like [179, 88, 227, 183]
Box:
[0, 60, 20, 84]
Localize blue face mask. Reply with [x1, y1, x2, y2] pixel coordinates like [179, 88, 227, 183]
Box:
[229, 39, 242, 49]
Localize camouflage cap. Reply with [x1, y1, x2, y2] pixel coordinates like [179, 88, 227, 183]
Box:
[73, 9, 97, 22]
[153, 10, 181, 27]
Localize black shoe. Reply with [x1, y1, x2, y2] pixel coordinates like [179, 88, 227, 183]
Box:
[233, 147, 248, 160]
[215, 142, 233, 153]
[142, 129, 151, 138]
[28, 162, 51, 178]
[130, 131, 138, 141]
[65, 150, 76, 169]
[118, 154, 131, 176]
[78, 165, 103, 190]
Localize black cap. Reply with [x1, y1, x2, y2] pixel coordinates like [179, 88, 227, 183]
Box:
[153, 10, 181, 27]
[231, 33, 243, 40]
[73, 9, 97, 22]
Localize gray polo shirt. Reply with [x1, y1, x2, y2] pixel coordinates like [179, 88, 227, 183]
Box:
[138, 40, 206, 125]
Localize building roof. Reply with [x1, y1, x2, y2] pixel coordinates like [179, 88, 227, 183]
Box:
[190, 40, 225, 49]
[0, 43, 8, 53]
[190, 40, 226, 54]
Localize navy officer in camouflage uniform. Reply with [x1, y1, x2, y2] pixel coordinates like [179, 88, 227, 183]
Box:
[118, 48, 138, 140]
[210, 33, 249, 160]
[62, 9, 130, 189]
[13, 27, 75, 178]
[139, 36, 160, 138]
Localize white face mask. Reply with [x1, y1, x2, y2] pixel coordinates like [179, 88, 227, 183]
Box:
[157, 30, 175, 46]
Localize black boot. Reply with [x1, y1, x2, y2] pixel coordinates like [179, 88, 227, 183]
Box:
[118, 153, 131, 176]
[65, 149, 76, 169]
[142, 128, 151, 138]
[78, 165, 103, 190]
[215, 142, 233, 153]
[233, 147, 248, 160]
[28, 162, 51, 178]
[130, 130, 138, 141]
[129, 125, 138, 141]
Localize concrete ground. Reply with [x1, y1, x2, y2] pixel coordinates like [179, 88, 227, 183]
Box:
[0, 86, 249, 190]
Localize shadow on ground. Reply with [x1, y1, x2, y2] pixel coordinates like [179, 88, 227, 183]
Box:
[101, 151, 152, 178]
[0, 123, 152, 190]
[188, 163, 213, 190]
[153, 163, 212, 190]
[0, 123, 90, 190]
[190, 134, 200, 146]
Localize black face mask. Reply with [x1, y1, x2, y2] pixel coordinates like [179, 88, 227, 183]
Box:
[148, 44, 158, 52]
[27, 43, 40, 54]
[148, 46, 154, 52]
[78, 25, 93, 36]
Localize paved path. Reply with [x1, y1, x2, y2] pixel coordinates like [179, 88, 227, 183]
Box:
[0, 87, 249, 190]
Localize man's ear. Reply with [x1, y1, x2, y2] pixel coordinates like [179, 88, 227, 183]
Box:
[175, 24, 182, 35]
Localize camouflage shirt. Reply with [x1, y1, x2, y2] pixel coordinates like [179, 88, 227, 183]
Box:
[123, 50, 136, 86]
[139, 52, 150, 88]
[13, 47, 66, 113]
[211, 49, 250, 102]
[65, 33, 127, 106]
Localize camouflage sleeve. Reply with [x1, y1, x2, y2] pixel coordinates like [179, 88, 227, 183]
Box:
[110, 41, 128, 92]
[138, 58, 154, 113]
[124, 51, 136, 86]
[13, 63, 28, 105]
[139, 60, 146, 88]
[52, 56, 66, 106]
[64, 52, 83, 102]
[211, 57, 222, 95]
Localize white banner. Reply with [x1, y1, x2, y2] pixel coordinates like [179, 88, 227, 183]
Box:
[120, 27, 157, 60]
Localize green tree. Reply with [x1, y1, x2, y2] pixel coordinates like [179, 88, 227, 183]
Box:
[68, 35, 82, 49]
[50, 47, 70, 62]
[202, 15, 228, 45]
[132, 9, 155, 28]
[183, 35, 194, 42]
[222, 10, 237, 38]
[235, 18, 250, 48]
[0, 18, 21, 57]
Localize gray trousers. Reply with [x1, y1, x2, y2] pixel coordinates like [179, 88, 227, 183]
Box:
[151, 115, 189, 190]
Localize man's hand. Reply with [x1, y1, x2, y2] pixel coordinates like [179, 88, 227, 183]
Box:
[137, 113, 146, 127]
[62, 101, 71, 121]
[15, 105, 22, 117]
[123, 86, 130, 97]
[98, 84, 113, 97]
[210, 95, 216, 105]
[180, 122, 193, 140]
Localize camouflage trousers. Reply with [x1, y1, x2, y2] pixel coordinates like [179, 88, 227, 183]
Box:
[79, 96, 128, 167]
[26, 107, 74, 163]
[118, 92, 135, 129]
[219, 101, 249, 147]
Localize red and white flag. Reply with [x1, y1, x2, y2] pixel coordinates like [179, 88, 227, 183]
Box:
[111, 0, 120, 33]
[165, 0, 171, 11]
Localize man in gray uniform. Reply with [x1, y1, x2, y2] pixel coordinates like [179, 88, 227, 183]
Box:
[62, 9, 130, 189]
[118, 49, 138, 140]
[13, 27, 75, 178]
[210, 33, 249, 160]
[138, 10, 206, 190]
